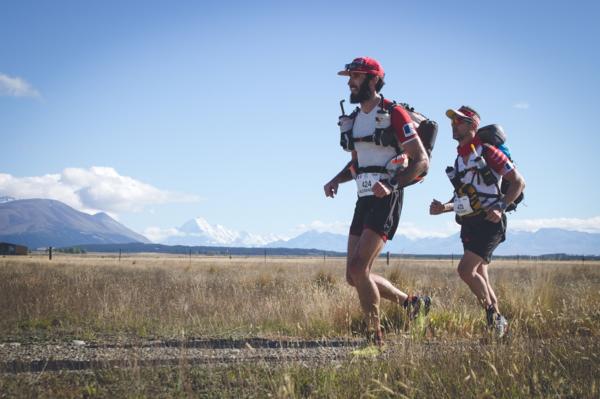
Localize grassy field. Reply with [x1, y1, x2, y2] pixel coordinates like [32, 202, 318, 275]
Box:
[0, 254, 599, 398]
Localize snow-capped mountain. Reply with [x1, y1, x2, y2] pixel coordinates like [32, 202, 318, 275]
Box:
[163, 217, 284, 247]
[154, 217, 600, 255]
[0, 196, 16, 204]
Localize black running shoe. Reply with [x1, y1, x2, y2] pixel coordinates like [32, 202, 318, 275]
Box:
[423, 296, 432, 315]
[409, 295, 431, 320]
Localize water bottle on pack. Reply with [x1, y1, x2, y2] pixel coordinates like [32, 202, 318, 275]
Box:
[339, 100, 354, 151]
[445, 166, 462, 190]
[375, 98, 391, 130]
[471, 144, 497, 186]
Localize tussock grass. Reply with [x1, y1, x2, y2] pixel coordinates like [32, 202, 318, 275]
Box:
[0, 255, 598, 342]
[1, 255, 599, 397]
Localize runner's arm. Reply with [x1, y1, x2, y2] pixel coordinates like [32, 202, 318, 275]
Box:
[498, 168, 525, 208]
[483, 145, 526, 209]
[429, 197, 455, 215]
[323, 152, 357, 198]
[334, 151, 357, 184]
[392, 139, 429, 188]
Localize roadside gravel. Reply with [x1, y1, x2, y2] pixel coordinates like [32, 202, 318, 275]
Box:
[0, 338, 367, 373]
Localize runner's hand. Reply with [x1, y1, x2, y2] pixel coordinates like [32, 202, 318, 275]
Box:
[485, 208, 502, 223]
[324, 179, 339, 198]
[372, 181, 392, 198]
[429, 199, 445, 215]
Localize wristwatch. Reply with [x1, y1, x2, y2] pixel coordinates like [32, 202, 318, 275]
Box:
[495, 200, 508, 211]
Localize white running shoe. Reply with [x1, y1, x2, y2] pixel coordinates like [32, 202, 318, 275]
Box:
[494, 314, 508, 338]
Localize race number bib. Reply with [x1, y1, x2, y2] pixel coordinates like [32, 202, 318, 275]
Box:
[453, 195, 474, 216]
[356, 173, 386, 197]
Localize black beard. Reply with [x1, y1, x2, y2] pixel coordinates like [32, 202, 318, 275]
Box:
[350, 78, 375, 104]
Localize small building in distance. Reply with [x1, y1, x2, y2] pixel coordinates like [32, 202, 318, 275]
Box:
[0, 242, 28, 255]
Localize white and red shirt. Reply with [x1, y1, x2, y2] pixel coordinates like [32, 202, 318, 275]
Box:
[455, 135, 514, 208]
[353, 101, 417, 168]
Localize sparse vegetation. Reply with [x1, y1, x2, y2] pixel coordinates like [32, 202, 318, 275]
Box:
[0, 255, 598, 397]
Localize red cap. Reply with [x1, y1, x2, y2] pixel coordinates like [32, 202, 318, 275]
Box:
[337, 57, 385, 78]
[446, 105, 481, 127]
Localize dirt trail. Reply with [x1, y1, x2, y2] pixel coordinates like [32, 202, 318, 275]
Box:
[1, 338, 368, 373]
[3, 336, 596, 374]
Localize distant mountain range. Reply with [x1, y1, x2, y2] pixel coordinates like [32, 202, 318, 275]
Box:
[1, 198, 599, 255]
[0, 199, 150, 248]
[161, 218, 600, 256]
[163, 217, 284, 247]
[268, 229, 600, 256]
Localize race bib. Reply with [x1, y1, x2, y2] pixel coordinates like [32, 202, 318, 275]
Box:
[454, 195, 474, 216]
[356, 173, 386, 197]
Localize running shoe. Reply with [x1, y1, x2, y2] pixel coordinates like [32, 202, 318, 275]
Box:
[423, 295, 432, 315]
[407, 295, 432, 320]
[363, 328, 385, 348]
[494, 314, 508, 338]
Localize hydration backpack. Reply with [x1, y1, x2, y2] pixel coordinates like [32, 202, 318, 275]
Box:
[340, 98, 438, 185]
[475, 124, 524, 211]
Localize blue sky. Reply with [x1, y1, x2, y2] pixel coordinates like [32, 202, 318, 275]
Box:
[2, 1, 599, 243]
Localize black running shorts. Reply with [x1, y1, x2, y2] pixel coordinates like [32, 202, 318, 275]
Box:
[349, 189, 404, 241]
[460, 214, 507, 263]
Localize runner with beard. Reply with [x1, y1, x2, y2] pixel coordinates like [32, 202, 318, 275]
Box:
[323, 57, 431, 346]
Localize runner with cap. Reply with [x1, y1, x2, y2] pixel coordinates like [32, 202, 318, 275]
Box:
[429, 105, 525, 337]
[323, 57, 431, 346]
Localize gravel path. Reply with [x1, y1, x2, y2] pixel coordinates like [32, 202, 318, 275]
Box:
[0, 338, 368, 373]
[6, 335, 581, 374]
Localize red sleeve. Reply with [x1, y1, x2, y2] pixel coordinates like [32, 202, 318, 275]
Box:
[483, 144, 514, 176]
[390, 105, 418, 144]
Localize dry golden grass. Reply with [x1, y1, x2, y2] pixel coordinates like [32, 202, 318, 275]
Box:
[0, 254, 598, 342]
[1, 254, 599, 398]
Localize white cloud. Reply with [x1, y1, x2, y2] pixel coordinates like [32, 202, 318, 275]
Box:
[397, 221, 459, 239]
[0, 73, 41, 98]
[0, 167, 199, 215]
[143, 226, 185, 242]
[513, 102, 530, 110]
[511, 217, 600, 233]
[292, 220, 350, 235]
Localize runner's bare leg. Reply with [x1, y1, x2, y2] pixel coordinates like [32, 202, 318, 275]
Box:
[477, 263, 499, 313]
[347, 229, 383, 333]
[457, 250, 493, 308]
[346, 233, 409, 304]
[370, 275, 409, 304]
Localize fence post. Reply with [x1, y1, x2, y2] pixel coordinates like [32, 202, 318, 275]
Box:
[49, 246, 52, 261]
[386, 251, 390, 266]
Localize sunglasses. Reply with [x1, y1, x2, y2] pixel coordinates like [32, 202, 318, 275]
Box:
[452, 116, 473, 126]
[345, 60, 372, 71]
